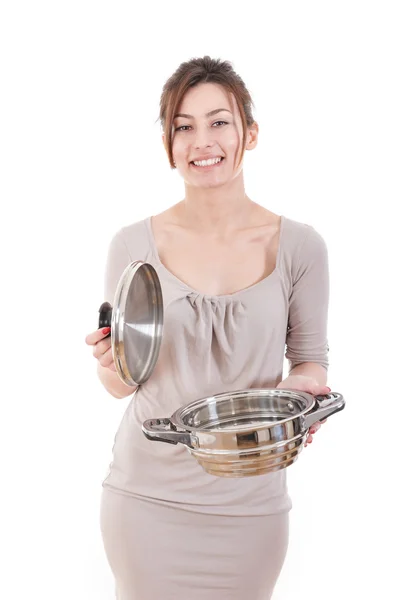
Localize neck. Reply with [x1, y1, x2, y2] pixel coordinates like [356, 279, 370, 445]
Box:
[179, 174, 253, 234]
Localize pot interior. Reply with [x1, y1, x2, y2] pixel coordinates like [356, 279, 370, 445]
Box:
[174, 389, 313, 432]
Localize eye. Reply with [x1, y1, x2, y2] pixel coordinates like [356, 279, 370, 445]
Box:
[175, 121, 228, 132]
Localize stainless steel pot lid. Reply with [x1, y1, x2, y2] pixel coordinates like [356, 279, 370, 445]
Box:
[98, 261, 163, 386]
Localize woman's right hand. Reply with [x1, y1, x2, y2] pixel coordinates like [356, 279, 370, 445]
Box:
[85, 327, 116, 371]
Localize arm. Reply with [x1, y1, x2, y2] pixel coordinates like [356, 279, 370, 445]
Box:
[98, 229, 137, 398]
[283, 225, 330, 387]
[278, 226, 331, 443]
[97, 363, 138, 399]
[287, 362, 327, 387]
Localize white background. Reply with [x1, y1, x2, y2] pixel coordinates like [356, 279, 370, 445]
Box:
[1, 1, 399, 599]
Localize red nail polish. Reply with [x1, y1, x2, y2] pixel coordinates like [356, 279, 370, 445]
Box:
[102, 327, 111, 334]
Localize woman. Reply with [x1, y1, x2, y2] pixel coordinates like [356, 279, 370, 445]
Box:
[85, 56, 330, 600]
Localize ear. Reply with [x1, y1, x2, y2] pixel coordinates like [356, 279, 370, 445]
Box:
[246, 121, 259, 151]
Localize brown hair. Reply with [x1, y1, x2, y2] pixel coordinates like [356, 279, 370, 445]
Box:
[158, 56, 256, 169]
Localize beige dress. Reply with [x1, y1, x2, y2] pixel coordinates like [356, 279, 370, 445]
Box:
[99, 214, 329, 599]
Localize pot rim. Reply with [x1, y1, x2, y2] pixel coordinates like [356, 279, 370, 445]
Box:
[169, 388, 316, 434]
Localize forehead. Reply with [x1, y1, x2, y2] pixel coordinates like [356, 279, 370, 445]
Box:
[176, 82, 237, 116]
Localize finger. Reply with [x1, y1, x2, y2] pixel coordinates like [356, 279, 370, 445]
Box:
[85, 327, 111, 346]
[97, 350, 117, 371]
[98, 347, 115, 368]
[310, 385, 331, 396]
[93, 337, 112, 359]
[309, 423, 321, 434]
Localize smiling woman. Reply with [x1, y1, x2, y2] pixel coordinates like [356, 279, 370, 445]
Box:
[160, 80, 259, 193]
[159, 55, 256, 172]
[89, 55, 332, 600]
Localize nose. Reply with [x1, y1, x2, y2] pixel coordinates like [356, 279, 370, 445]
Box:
[193, 125, 213, 149]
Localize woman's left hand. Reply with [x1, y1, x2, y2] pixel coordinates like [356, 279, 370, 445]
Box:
[276, 375, 331, 447]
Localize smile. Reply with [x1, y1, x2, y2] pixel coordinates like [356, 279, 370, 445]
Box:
[190, 157, 225, 170]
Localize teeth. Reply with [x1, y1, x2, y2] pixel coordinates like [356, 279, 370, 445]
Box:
[193, 157, 222, 167]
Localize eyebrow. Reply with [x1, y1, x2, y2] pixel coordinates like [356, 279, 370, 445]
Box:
[173, 108, 232, 120]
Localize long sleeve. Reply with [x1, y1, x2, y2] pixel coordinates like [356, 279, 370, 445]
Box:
[285, 225, 330, 371]
[104, 230, 133, 304]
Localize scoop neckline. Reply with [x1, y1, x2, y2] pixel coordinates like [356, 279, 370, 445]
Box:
[144, 214, 285, 300]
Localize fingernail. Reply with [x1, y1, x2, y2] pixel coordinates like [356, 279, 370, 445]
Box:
[326, 387, 331, 392]
[102, 327, 111, 334]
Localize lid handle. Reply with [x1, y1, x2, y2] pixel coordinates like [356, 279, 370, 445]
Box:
[98, 302, 112, 337]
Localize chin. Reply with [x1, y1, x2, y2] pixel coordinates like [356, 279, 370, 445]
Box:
[186, 177, 230, 189]
[184, 168, 233, 187]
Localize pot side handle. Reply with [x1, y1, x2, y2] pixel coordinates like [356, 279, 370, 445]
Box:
[304, 392, 345, 430]
[142, 418, 193, 447]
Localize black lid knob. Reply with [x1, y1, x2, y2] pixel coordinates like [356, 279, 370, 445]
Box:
[98, 302, 112, 337]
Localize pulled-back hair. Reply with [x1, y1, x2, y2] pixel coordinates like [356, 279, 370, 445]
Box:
[158, 56, 255, 169]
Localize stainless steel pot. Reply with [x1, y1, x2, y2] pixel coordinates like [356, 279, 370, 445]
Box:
[142, 388, 345, 477]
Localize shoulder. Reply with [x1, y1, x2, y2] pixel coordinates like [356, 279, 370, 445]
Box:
[280, 216, 329, 282]
[107, 217, 153, 263]
[282, 214, 325, 244]
[282, 215, 327, 256]
[103, 217, 154, 303]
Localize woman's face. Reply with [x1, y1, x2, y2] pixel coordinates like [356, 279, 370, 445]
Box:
[167, 82, 257, 189]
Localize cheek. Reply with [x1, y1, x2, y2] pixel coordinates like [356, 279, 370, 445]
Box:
[226, 137, 240, 152]
[222, 137, 242, 165]
[172, 137, 190, 158]
[220, 126, 241, 152]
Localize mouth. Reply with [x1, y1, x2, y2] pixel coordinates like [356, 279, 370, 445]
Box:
[189, 157, 225, 171]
